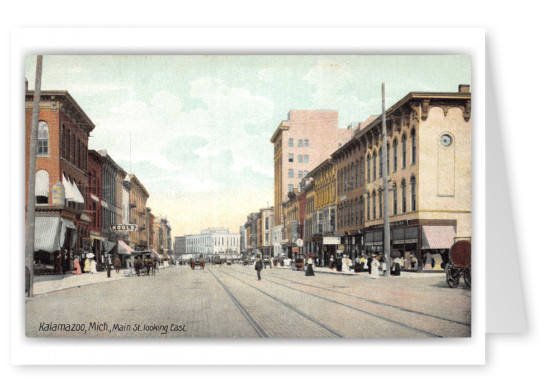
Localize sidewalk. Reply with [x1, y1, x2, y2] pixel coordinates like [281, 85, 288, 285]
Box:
[32, 266, 176, 295]
[270, 265, 443, 278]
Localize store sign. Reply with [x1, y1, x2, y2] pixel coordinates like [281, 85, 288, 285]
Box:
[393, 239, 418, 244]
[52, 182, 65, 206]
[110, 224, 138, 232]
[323, 237, 340, 245]
[296, 239, 304, 247]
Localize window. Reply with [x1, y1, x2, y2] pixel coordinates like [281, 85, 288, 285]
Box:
[379, 190, 383, 219]
[401, 179, 407, 213]
[304, 170, 308, 177]
[393, 140, 398, 172]
[35, 170, 49, 204]
[304, 155, 309, 163]
[366, 155, 371, 183]
[393, 183, 397, 215]
[379, 147, 383, 178]
[402, 134, 407, 168]
[386, 143, 390, 173]
[411, 176, 417, 211]
[37, 121, 49, 156]
[61, 125, 66, 159]
[360, 158, 364, 186]
[289, 153, 294, 162]
[288, 169, 294, 178]
[373, 151, 377, 181]
[298, 155, 303, 163]
[289, 138, 294, 147]
[265, 217, 269, 230]
[411, 129, 417, 164]
[298, 139, 303, 148]
[372, 191, 377, 220]
[304, 139, 309, 147]
[288, 184, 294, 193]
[298, 171, 303, 178]
[366, 193, 370, 220]
[265, 233, 269, 243]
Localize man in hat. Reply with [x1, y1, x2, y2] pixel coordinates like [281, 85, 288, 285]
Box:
[254, 255, 263, 280]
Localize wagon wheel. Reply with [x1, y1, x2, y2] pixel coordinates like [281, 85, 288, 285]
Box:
[446, 264, 460, 288]
[463, 268, 471, 288]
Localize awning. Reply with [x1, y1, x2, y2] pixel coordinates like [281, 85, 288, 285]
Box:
[71, 180, 85, 204]
[117, 240, 135, 255]
[150, 249, 161, 259]
[62, 174, 75, 201]
[103, 240, 117, 253]
[34, 217, 62, 252]
[59, 218, 76, 247]
[421, 226, 456, 250]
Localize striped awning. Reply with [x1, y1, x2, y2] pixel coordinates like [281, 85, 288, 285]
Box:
[150, 249, 161, 259]
[117, 240, 135, 255]
[34, 217, 62, 252]
[421, 226, 456, 250]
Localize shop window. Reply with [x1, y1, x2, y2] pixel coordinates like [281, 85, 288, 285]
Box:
[37, 121, 49, 156]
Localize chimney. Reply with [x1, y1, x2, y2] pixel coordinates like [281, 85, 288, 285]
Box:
[458, 84, 470, 93]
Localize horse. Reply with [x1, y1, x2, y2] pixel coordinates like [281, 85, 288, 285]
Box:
[134, 259, 144, 276]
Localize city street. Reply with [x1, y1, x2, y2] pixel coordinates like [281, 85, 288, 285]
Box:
[26, 265, 471, 338]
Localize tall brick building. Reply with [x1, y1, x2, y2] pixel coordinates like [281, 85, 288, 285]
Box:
[25, 87, 94, 272]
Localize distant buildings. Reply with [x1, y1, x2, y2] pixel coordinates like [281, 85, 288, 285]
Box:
[174, 228, 240, 259]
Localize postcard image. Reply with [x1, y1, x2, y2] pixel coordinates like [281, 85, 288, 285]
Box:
[24, 54, 472, 338]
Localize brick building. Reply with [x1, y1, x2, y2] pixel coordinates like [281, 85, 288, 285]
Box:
[25, 87, 94, 272]
[87, 150, 103, 264]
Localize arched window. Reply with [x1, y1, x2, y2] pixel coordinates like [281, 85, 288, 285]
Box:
[373, 151, 377, 181]
[379, 189, 383, 219]
[61, 125, 66, 159]
[402, 134, 407, 169]
[366, 193, 370, 220]
[35, 170, 49, 204]
[393, 139, 398, 172]
[355, 161, 359, 188]
[411, 176, 417, 211]
[37, 121, 49, 156]
[411, 128, 417, 164]
[360, 157, 364, 186]
[366, 154, 371, 183]
[379, 147, 383, 178]
[71, 133, 76, 165]
[372, 191, 377, 220]
[393, 183, 397, 215]
[386, 142, 390, 173]
[401, 179, 407, 213]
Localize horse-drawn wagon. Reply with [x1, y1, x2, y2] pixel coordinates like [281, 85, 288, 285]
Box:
[445, 240, 471, 288]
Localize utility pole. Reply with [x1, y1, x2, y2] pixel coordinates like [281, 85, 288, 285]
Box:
[381, 83, 391, 276]
[25, 55, 43, 297]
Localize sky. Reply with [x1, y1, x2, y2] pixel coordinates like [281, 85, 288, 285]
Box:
[25, 55, 471, 236]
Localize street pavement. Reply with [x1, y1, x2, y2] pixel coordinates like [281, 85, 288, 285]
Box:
[25, 264, 471, 338]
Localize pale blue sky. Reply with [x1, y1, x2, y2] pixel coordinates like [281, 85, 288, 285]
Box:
[25, 55, 470, 235]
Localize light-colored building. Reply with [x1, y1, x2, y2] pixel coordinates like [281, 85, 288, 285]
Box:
[259, 207, 274, 257]
[270, 110, 354, 227]
[128, 174, 149, 250]
[180, 228, 240, 258]
[355, 84, 472, 270]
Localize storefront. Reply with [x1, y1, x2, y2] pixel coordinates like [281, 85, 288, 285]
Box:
[364, 221, 457, 271]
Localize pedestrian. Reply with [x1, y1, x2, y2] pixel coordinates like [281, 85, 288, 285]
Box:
[115, 256, 121, 274]
[342, 255, 350, 273]
[305, 258, 315, 276]
[359, 254, 366, 272]
[90, 256, 97, 274]
[53, 250, 62, 275]
[72, 255, 82, 275]
[329, 255, 335, 270]
[254, 256, 263, 280]
[370, 256, 380, 279]
[83, 256, 90, 273]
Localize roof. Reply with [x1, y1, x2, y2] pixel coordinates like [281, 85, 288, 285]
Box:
[26, 90, 95, 133]
[128, 174, 150, 197]
[269, 121, 290, 144]
[305, 158, 333, 180]
[97, 150, 127, 175]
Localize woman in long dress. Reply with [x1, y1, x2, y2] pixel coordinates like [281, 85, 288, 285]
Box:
[305, 258, 315, 276]
[72, 257, 82, 275]
[90, 258, 97, 274]
[370, 257, 380, 279]
[83, 258, 90, 273]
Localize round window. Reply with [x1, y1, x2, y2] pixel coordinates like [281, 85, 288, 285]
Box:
[440, 134, 452, 147]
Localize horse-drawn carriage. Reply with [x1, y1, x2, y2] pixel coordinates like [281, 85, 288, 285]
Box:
[445, 240, 471, 288]
[293, 258, 305, 271]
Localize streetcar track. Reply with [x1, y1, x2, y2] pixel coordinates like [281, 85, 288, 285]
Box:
[207, 268, 268, 337]
[233, 267, 470, 327]
[210, 268, 343, 338]
[222, 267, 444, 338]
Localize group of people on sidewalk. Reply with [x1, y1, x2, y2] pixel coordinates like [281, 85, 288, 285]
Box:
[327, 254, 402, 278]
[70, 252, 98, 275]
